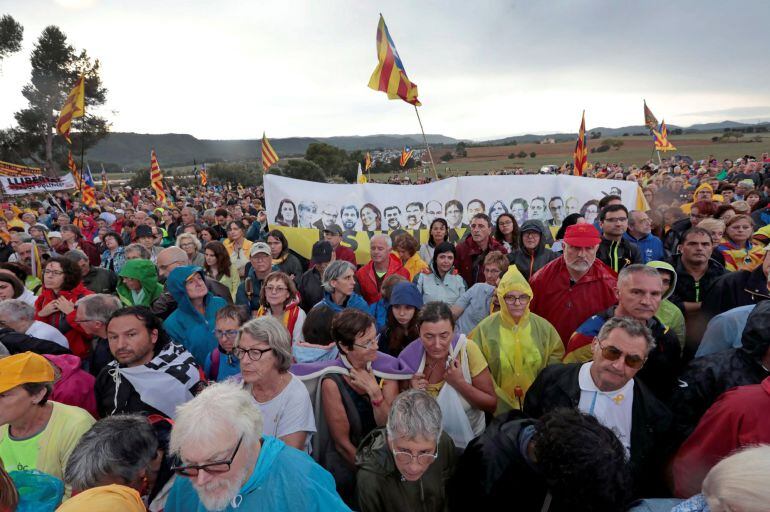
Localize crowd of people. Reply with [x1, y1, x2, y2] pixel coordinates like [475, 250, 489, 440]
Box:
[0, 154, 769, 511]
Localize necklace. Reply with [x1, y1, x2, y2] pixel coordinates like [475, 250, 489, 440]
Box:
[424, 358, 443, 380]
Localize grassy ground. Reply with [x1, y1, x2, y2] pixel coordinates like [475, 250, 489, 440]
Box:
[377, 132, 769, 177]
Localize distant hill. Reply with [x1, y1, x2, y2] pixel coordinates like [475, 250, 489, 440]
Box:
[86, 120, 769, 169]
[478, 120, 770, 145]
[86, 132, 460, 169]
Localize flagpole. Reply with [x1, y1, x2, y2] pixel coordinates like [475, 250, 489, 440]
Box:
[78, 115, 86, 197]
[413, 106, 438, 180]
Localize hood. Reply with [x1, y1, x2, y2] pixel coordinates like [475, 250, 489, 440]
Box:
[517, 220, 547, 254]
[43, 353, 82, 377]
[355, 428, 396, 476]
[166, 265, 210, 315]
[119, 258, 160, 290]
[240, 436, 284, 497]
[386, 252, 405, 273]
[496, 265, 532, 326]
[390, 282, 423, 309]
[740, 300, 770, 362]
[693, 182, 713, 197]
[646, 260, 677, 300]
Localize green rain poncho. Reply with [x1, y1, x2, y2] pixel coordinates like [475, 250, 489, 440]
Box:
[469, 265, 563, 414]
[117, 258, 164, 307]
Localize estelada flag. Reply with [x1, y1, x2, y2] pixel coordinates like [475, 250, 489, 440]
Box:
[368, 15, 421, 106]
[262, 133, 279, 172]
[82, 163, 97, 207]
[653, 120, 677, 151]
[150, 149, 167, 203]
[573, 111, 588, 176]
[56, 76, 85, 144]
[400, 146, 413, 167]
[200, 163, 208, 186]
[67, 151, 82, 190]
[643, 100, 659, 132]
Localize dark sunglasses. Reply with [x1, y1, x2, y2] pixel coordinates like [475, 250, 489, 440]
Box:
[171, 435, 243, 477]
[596, 341, 646, 370]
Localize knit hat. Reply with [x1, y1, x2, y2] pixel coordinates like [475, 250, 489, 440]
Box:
[389, 282, 423, 309]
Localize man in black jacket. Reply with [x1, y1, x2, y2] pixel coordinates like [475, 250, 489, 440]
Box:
[507, 220, 558, 281]
[670, 300, 770, 444]
[524, 317, 673, 498]
[452, 408, 632, 511]
[702, 250, 770, 319]
[596, 204, 641, 273]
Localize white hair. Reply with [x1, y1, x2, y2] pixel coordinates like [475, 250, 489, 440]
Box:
[370, 233, 392, 248]
[0, 299, 34, 322]
[170, 380, 263, 457]
[703, 444, 770, 512]
[176, 233, 201, 252]
[386, 389, 442, 442]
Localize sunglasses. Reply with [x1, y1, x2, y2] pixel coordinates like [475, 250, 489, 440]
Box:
[596, 340, 646, 370]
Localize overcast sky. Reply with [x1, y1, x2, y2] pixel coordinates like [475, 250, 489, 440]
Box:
[1, 0, 769, 141]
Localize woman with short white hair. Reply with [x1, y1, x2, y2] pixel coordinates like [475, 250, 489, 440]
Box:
[164, 380, 349, 511]
[355, 389, 456, 512]
[175, 233, 204, 267]
[234, 316, 316, 452]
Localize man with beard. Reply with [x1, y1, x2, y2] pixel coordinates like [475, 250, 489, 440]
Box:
[164, 381, 349, 511]
[383, 206, 403, 231]
[404, 202, 425, 230]
[529, 224, 618, 346]
[339, 205, 359, 232]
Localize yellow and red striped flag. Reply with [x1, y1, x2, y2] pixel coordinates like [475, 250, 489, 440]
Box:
[150, 149, 167, 203]
[653, 120, 677, 152]
[367, 15, 421, 106]
[573, 111, 588, 176]
[200, 163, 208, 186]
[400, 146, 413, 167]
[643, 100, 659, 132]
[67, 151, 82, 190]
[81, 163, 97, 207]
[365, 152, 372, 171]
[56, 76, 85, 144]
[261, 133, 279, 172]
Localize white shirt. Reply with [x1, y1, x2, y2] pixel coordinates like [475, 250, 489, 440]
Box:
[577, 362, 634, 455]
[250, 374, 316, 452]
[18, 288, 37, 306]
[26, 320, 69, 349]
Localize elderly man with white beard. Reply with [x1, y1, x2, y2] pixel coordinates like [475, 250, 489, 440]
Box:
[165, 380, 350, 512]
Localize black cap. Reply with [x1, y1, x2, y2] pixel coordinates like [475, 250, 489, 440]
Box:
[311, 241, 333, 264]
[323, 224, 343, 236]
[135, 224, 153, 239]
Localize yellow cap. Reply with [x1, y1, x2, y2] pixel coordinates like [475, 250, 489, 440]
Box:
[0, 352, 54, 394]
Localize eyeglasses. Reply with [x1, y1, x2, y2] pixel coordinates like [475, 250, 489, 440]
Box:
[503, 294, 530, 305]
[43, 270, 64, 276]
[215, 329, 239, 339]
[171, 436, 243, 477]
[596, 340, 646, 369]
[354, 334, 380, 350]
[232, 346, 272, 362]
[264, 286, 288, 293]
[392, 446, 438, 466]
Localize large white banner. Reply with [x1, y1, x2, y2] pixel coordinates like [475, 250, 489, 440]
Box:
[0, 173, 76, 195]
[264, 174, 646, 261]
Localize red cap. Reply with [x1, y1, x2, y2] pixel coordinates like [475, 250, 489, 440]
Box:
[563, 224, 601, 248]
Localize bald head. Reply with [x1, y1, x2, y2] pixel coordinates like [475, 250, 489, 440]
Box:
[157, 246, 189, 278]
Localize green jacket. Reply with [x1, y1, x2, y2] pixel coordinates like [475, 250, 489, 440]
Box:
[356, 428, 456, 512]
[117, 258, 164, 307]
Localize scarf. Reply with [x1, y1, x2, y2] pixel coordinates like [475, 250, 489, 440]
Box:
[107, 342, 201, 418]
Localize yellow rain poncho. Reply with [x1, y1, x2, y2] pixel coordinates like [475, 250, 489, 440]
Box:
[56, 484, 145, 511]
[469, 266, 563, 414]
